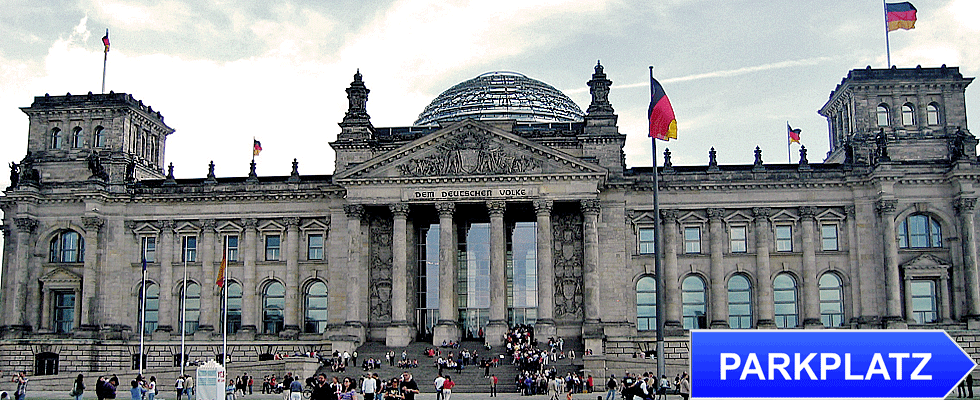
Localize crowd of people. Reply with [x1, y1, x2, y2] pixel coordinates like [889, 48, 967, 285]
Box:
[604, 372, 691, 400]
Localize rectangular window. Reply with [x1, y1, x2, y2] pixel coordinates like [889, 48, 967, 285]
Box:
[141, 236, 156, 263]
[910, 280, 938, 324]
[730, 226, 747, 253]
[225, 235, 239, 262]
[684, 227, 702, 254]
[775, 225, 793, 252]
[265, 235, 281, 261]
[638, 228, 655, 255]
[308, 234, 324, 260]
[821, 224, 839, 251]
[53, 291, 75, 333]
[181, 236, 197, 262]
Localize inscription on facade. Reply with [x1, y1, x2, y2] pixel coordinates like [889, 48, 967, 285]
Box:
[403, 187, 538, 201]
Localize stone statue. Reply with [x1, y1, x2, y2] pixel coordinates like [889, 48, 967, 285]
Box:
[125, 161, 136, 182]
[87, 152, 109, 181]
[8, 162, 18, 188]
[18, 151, 39, 184]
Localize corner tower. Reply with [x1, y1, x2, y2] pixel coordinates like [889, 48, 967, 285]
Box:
[820, 66, 974, 165]
[15, 92, 173, 187]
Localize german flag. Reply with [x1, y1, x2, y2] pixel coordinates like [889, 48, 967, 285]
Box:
[787, 123, 801, 144]
[886, 2, 917, 31]
[648, 76, 677, 141]
[216, 252, 226, 288]
[253, 139, 262, 156]
[102, 29, 110, 53]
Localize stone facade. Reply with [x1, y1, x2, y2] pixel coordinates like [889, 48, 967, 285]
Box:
[1, 64, 978, 378]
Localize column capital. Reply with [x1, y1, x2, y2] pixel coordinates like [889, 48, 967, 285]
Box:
[15, 217, 37, 233]
[124, 220, 138, 230]
[82, 216, 104, 231]
[389, 203, 410, 217]
[844, 205, 856, 217]
[201, 218, 217, 230]
[533, 199, 554, 215]
[706, 208, 725, 220]
[660, 209, 679, 223]
[0, 224, 8, 238]
[875, 199, 898, 216]
[487, 200, 506, 216]
[956, 197, 978, 215]
[752, 207, 771, 219]
[799, 206, 817, 220]
[436, 202, 455, 217]
[580, 199, 601, 215]
[283, 217, 301, 228]
[344, 204, 365, 219]
[241, 217, 258, 230]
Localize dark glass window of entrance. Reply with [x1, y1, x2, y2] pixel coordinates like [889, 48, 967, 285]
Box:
[507, 221, 537, 326]
[416, 222, 440, 339]
[458, 221, 491, 337]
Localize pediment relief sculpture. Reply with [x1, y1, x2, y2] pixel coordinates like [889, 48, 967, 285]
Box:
[396, 128, 540, 177]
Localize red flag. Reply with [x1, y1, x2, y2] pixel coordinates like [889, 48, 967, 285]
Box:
[216, 252, 226, 288]
[787, 123, 801, 144]
[648, 76, 677, 141]
[102, 30, 110, 53]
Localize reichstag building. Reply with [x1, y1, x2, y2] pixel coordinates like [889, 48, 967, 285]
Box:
[1, 62, 979, 376]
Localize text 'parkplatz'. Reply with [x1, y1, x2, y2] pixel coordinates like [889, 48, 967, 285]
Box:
[690, 330, 976, 398]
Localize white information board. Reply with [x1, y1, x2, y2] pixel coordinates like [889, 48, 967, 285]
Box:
[196, 360, 226, 400]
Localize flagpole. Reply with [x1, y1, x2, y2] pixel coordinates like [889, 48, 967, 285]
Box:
[222, 246, 229, 366]
[180, 249, 187, 377]
[884, 0, 892, 68]
[787, 121, 792, 163]
[139, 257, 146, 375]
[101, 29, 108, 94]
[649, 66, 666, 382]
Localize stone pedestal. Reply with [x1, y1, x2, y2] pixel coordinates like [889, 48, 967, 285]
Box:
[151, 325, 173, 340]
[883, 316, 908, 329]
[194, 325, 215, 340]
[803, 319, 824, 329]
[344, 322, 366, 345]
[535, 320, 557, 338]
[484, 323, 508, 347]
[280, 325, 300, 340]
[386, 324, 412, 347]
[432, 322, 459, 346]
[235, 325, 257, 340]
[967, 316, 980, 330]
[328, 335, 360, 354]
[584, 337, 605, 356]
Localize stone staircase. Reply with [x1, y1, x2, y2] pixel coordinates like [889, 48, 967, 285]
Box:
[342, 337, 585, 394]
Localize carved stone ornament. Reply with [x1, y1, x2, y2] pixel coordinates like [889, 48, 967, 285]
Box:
[580, 199, 601, 215]
[752, 207, 772, 219]
[82, 216, 104, 231]
[706, 208, 725, 220]
[368, 213, 393, 323]
[124, 220, 138, 230]
[955, 197, 978, 215]
[389, 203, 410, 217]
[845, 205, 856, 217]
[799, 206, 817, 219]
[533, 199, 553, 215]
[660, 209, 679, 223]
[344, 204, 365, 219]
[487, 200, 506, 216]
[396, 128, 540, 177]
[552, 210, 584, 319]
[15, 217, 37, 234]
[284, 217, 300, 228]
[202, 219, 217, 230]
[241, 218, 258, 230]
[435, 202, 455, 216]
[875, 199, 897, 215]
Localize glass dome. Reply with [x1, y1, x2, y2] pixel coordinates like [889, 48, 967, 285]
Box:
[414, 71, 585, 126]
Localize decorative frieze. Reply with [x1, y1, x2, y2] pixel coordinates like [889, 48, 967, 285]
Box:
[396, 129, 539, 177]
[552, 210, 584, 320]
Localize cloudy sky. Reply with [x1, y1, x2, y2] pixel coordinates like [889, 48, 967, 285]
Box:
[0, 0, 978, 183]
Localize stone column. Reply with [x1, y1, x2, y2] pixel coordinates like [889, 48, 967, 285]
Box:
[581, 199, 601, 326]
[81, 216, 103, 328]
[387, 203, 412, 347]
[956, 197, 980, 327]
[534, 199, 556, 337]
[845, 205, 863, 325]
[486, 200, 508, 345]
[800, 206, 822, 328]
[661, 210, 683, 333]
[433, 202, 460, 345]
[876, 200, 905, 327]
[158, 220, 175, 332]
[197, 219, 217, 336]
[707, 208, 728, 328]
[240, 218, 258, 334]
[753, 208, 775, 328]
[343, 205, 366, 338]
[283, 217, 301, 335]
[9, 218, 36, 329]
[40, 288, 51, 331]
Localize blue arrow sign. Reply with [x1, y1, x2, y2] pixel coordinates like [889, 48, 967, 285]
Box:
[691, 330, 976, 398]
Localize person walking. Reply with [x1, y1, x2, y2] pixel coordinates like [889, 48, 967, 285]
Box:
[184, 375, 195, 400]
[338, 377, 358, 400]
[605, 375, 617, 400]
[288, 376, 303, 400]
[549, 376, 561, 400]
[678, 373, 690, 400]
[400, 373, 419, 400]
[106, 376, 119, 400]
[131, 380, 148, 400]
[71, 374, 86, 400]
[147, 377, 157, 400]
[176, 376, 185, 400]
[441, 376, 454, 400]
[361, 373, 377, 400]
[489, 374, 498, 397]
[969, 374, 976, 398]
[433, 374, 445, 400]
[11, 372, 27, 400]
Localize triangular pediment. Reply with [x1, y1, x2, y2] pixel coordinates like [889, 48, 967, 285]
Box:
[902, 253, 950, 271]
[40, 267, 81, 283]
[335, 119, 606, 183]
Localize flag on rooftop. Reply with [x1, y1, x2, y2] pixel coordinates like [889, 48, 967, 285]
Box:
[886, 2, 917, 31]
[787, 123, 801, 144]
[648, 76, 677, 141]
[102, 30, 110, 53]
[253, 139, 262, 156]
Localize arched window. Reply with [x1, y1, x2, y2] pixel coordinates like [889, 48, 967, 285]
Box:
[263, 281, 285, 335]
[71, 127, 83, 148]
[51, 128, 63, 149]
[819, 273, 844, 327]
[682, 276, 706, 330]
[876, 105, 889, 127]
[898, 214, 942, 248]
[179, 283, 201, 334]
[93, 126, 105, 147]
[305, 281, 329, 333]
[636, 276, 656, 331]
[221, 282, 243, 334]
[902, 104, 915, 126]
[774, 274, 798, 328]
[49, 230, 84, 263]
[138, 283, 160, 333]
[926, 103, 940, 125]
[727, 275, 752, 329]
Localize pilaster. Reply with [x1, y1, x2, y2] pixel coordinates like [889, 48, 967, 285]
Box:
[876, 199, 906, 328]
[799, 206, 822, 328]
[534, 199, 557, 338]
[753, 207, 775, 328]
[707, 208, 728, 328]
[486, 200, 508, 345]
[433, 202, 459, 345]
[387, 203, 412, 347]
